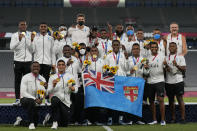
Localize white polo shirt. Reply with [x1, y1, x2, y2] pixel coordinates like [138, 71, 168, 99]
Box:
[147, 54, 165, 84]
[165, 54, 186, 84]
[68, 25, 90, 46]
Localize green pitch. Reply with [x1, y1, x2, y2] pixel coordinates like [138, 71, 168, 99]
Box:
[0, 123, 197, 131]
[0, 97, 197, 104]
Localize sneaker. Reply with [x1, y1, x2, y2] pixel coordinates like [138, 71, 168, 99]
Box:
[81, 119, 92, 126]
[136, 121, 145, 125]
[13, 99, 20, 106]
[14, 116, 22, 126]
[160, 121, 166, 126]
[29, 123, 35, 130]
[148, 121, 157, 125]
[154, 100, 159, 105]
[180, 119, 186, 124]
[143, 101, 149, 105]
[43, 113, 51, 126]
[51, 121, 58, 129]
[107, 117, 112, 126]
[119, 120, 127, 125]
[126, 121, 133, 125]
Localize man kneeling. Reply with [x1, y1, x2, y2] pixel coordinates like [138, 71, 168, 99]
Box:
[14, 61, 46, 129]
[48, 59, 78, 129]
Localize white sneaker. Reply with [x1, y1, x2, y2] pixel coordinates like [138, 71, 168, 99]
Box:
[51, 121, 58, 129]
[148, 121, 157, 125]
[43, 113, 51, 126]
[29, 123, 35, 130]
[13, 99, 20, 106]
[160, 121, 166, 126]
[14, 116, 22, 126]
[136, 121, 145, 125]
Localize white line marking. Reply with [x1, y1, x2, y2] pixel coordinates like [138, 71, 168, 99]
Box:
[102, 126, 113, 131]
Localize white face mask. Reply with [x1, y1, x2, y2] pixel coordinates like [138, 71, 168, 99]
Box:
[79, 49, 86, 55]
[60, 31, 67, 36]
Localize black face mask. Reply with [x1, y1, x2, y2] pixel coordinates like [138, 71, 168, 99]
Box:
[78, 21, 84, 26]
[116, 30, 123, 36]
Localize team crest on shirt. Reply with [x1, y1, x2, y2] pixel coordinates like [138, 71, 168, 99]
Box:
[123, 86, 138, 102]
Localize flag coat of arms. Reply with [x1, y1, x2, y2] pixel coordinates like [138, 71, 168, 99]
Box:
[83, 69, 145, 117]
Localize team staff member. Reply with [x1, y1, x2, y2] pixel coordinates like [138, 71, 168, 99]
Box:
[68, 13, 90, 47]
[10, 20, 33, 105]
[31, 22, 55, 82]
[48, 60, 78, 129]
[145, 42, 166, 126]
[164, 42, 186, 124]
[165, 22, 187, 56]
[14, 62, 46, 129]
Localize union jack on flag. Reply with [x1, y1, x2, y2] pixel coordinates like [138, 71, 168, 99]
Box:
[83, 68, 115, 93]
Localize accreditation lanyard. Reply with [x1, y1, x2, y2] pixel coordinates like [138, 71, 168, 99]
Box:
[168, 54, 177, 61]
[152, 54, 158, 62]
[113, 52, 120, 65]
[102, 41, 108, 54]
[132, 57, 139, 65]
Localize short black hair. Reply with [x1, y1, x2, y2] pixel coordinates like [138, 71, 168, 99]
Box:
[112, 40, 120, 45]
[137, 29, 143, 32]
[79, 43, 86, 47]
[63, 45, 71, 49]
[149, 41, 158, 48]
[100, 29, 107, 32]
[153, 28, 160, 31]
[40, 22, 47, 25]
[32, 61, 39, 65]
[90, 46, 98, 51]
[57, 59, 65, 64]
[132, 43, 140, 48]
[169, 42, 177, 46]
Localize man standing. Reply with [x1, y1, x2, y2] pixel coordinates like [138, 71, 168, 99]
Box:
[146, 42, 166, 126]
[14, 62, 46, 129]
[153, 28, 166, 56]
[96, 29, 112, 59]
[48, 60, 78, 129]
[10, 20, 33, 105]
[68, 13, 90, 47]
[31, 22, 55, 82]
[165, 22, 187, 56]
[165, 42, 186, 123]
[105, 40, 128, 76]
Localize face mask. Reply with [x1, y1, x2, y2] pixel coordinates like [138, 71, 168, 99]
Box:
[60, 31, 67, 36]
[79, 49, 86, 55]
[127, 30, 134, 36]
[78, 21, 84, 26]
[153, 34, 161, 40]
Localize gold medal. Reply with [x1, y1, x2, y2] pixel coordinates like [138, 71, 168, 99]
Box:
[56, 78, 60, 82]
[133, 66, 138, 71]
[32, 31, 36, 35]
[40, 81, 45, 86]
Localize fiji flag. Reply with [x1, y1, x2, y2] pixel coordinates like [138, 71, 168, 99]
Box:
[83, 69, 145, 117]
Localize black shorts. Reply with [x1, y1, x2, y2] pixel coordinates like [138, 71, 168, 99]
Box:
[147, 82, 165, 100]
[165, 82, 184, 98]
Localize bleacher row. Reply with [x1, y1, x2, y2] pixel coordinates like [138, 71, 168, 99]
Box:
[0, 8, 196, 33]
[0, 0, 197, 7]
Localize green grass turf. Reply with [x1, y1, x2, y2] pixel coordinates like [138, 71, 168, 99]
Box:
[0, 97, 197, 104]
[0, 123, 197, 131]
